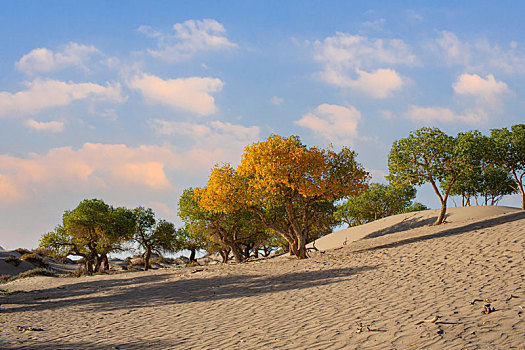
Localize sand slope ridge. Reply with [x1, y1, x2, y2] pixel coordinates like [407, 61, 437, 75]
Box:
[1, 206, 524, 349]
[308, 205, 521, 251]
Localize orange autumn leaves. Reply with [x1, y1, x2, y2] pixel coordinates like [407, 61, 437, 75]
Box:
[196, 135, 369, 213]
[194, 135, 369, 258]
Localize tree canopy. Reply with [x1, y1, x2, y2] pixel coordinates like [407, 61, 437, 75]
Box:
[388, 128, 485, 225]
[133, 206, 177, 270]
[334, 183, 426, 227]
[40, 199, 135, 273]
[196, 135, 369, 258]
[491, 124, 525, 209]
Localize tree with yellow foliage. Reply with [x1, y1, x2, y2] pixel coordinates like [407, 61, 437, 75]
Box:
[196, 135, 369, 259]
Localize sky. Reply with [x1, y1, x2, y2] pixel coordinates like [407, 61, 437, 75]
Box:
[1, 1, 524, 250]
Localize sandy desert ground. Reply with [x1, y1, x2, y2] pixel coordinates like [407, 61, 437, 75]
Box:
[1, 206, 524, 349]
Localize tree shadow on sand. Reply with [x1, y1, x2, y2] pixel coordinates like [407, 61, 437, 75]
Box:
[363, 215, 437, 239]
[2, 265, 376, 315]
[356, 210, 525, 253]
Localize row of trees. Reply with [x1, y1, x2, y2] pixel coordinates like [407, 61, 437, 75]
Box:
[388, 124, 524, 225]
[40, 199, 191, 273]
[40, 125, 523, 265]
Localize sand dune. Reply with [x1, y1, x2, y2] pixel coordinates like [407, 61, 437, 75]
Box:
[1, 206, 524, 349]
[308, 205, 521, 251]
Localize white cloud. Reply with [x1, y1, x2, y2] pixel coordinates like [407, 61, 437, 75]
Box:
[16, 42, 101, 75]
[314, 33, 417, 69]
[139, 19, 237, 62]
[0, 79, 125, 118]
[453, 73, 510, 107]
[25, 119, 64, 132]
[321, 68, 403, 98]
[295, 104, 361, 145]
[129, 73, 223, 116]
[314, 32, 416, 98]
[405, 105, 481, 124]
[150, 119, 260, 166]
[434, 31, 525, 73]
[151, 119, 259, 143]
[270, 96, 284, 106]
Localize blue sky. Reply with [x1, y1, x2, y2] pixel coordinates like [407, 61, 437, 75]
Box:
[1, 1, 524, 249]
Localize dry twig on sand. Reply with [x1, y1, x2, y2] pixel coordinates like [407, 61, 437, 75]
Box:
[415, 315, 440, 325]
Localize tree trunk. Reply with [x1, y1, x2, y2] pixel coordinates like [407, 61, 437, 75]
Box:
[229, 243, 244, 263]
[100, 254, 109, 272]
[434, 192, 449, 225]
[94, 254, 102, 272]
[219, 249, 230, 263]
[511, 170, 525, 210]
[144, 247, 152, 271]
[189, 248, 196, 262]
[243, 246, 251, 260]
[296, 232, 307, 259]
[253, 248, 259, 259]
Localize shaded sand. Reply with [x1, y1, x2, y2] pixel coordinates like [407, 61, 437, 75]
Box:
[1, 208, 525, 349]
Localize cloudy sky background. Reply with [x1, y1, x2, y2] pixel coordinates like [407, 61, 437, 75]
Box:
[1, 1, 524, 249]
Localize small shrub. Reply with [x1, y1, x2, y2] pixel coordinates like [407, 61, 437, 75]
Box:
[20, 253, 49, 268]
[1, 274, 11, 282]
[150, 256, 164, 265]
[92, 272, 107, 276]
[15, 248, 32, 255]
[32, 247, 51, 257]
[5, 256, 21, 266]
[9, 268, 56, 281]
[129, 258, 145, 267]
[187, 261, 200, 267]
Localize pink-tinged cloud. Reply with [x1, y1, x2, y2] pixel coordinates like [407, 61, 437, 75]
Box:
[25, 119, 64, 132]
[115, 162, 172, 190]
[405, 105, 482, 124]
[0, 79, 125, 118]
[129, 73, 223, 115]
[0, 175, 24, 204]
[295, 103, 361, 145]
[0, 144, 179, 206]
[453, 73, 510, 107]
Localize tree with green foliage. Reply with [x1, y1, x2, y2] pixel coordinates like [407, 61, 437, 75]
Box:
[40, 199, 135, 273]
[335, 183, 425, 227]
[196, 135, 369, 259]
[133, 207, 177, 271]
[491, 124, 525, 209]
[388, 128, 483, 225]
[445, 166, 517, 206]
[178, 188, 262, 263]
[175, 226, 208, 262]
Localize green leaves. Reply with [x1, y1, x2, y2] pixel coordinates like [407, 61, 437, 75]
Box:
[335, 183, 419, 226]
